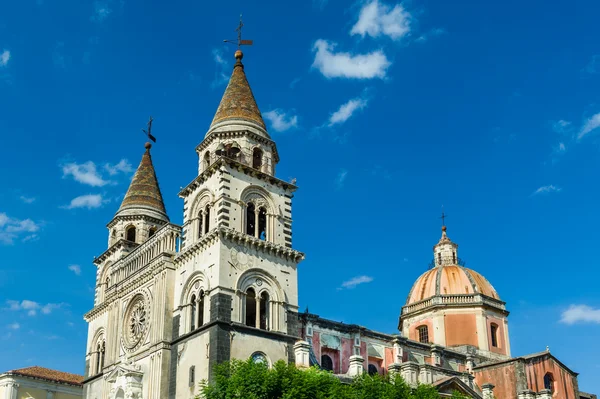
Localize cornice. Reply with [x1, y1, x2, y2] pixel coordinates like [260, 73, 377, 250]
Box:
[400, 294, 509, 319]
[106, 213, 169, 229]
[176, 226, 304, 264]
[196, 129, 280, 163]
[94, 240, 139, 266]
[178, 157, 296, 197]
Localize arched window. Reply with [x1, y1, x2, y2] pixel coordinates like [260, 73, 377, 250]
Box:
[321, 354, 333, 371]
[437, 252, 442, 266]
[126, 226, 136, 242]
[95, 343, 101, 374]
[490, 323, 499, 348]
[252, 148, 263, 170]
[204, 205, 210, 234]
[259, 291, 269, 330]
[111, 229, 116, 238]
[203, 151, 210, 170]
[189, 365, 195, 387]
[544, 373, 555, 393]
[368, 364, 378, 376]
[245, 288, 257, 327]
[258, 207, 267, 240]
[190, 294, 197, 331]
[198, 290, 205, 327]
[417, 325, 429, 343]
[149, 227, 157, 238]
[198, 211, 203, 238]
[251, 352, 268, 365]
[246, 203, 256, 236]
[100, 341, 105, 370]
[452, 251, 457, 264]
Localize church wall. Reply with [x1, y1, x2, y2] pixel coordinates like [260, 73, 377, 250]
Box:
[340, 338, 353, 373]
[408, 318, 434, 343]
[474, 361, 522, 399]
[17, 386, 47, 398]
[174, 331, 210, 399]
[84, 376, 103, 399]
[444, 313, 478, 347]
[525, 357, 578, 399]
[230, 331, 289, 366]
[485, 314, 507, 356]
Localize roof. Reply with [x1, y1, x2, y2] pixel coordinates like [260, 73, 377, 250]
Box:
[474, 350, 579, 377]
[115, 143, 169, 222]
[406, 265, 500, 305]
[5, 366, 84, 386]
[209, 50, 267, 133]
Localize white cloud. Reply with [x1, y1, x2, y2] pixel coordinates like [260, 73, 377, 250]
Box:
[578, 113, 600, 140]
[560, 304, 600, 324]
[351, 0, 411, 40]
[0, 213, 40, 245]
[312, 39, 391, 79]
[263, 110, 298, 132]
[62, 194, 105, 210]
[19, 195, 36, 204]
[556, 142, 566, 153]
[91, 1, 112, 22]
[340, 275, 373, 289]
[329, 98, 368, 126]
[62, 161, 108, 186]
[68, 264, 81, 276]
[552, 119, 572, 134]
[104, 159, 133, 176]
[335, 169, 348, 190]
[7, 323, 20, 330]
[7, 299, 62, 316]
[0, 50, 10, 67]
[211, 49, 230, 88]
[533, 185, 561, 195]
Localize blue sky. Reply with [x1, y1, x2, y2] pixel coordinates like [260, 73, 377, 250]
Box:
[1, 0, 600, 393]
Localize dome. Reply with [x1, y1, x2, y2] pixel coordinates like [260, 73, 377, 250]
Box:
[406, 265, 500, 305]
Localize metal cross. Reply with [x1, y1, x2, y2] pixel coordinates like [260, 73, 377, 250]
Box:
[224, 15, 253, 49]
[440, 207, 447, 227]
[142, 116, 156, 142]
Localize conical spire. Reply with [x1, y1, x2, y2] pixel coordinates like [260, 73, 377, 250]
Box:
[115, 142, 169, 222]
[209, 50, 266, 133]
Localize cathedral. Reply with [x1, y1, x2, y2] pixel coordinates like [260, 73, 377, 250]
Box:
[82, 48, 596, 399]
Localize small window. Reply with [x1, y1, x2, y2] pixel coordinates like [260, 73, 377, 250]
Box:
[190, 294, 197, 331]
[203, 151, 210, 170]
[437, 252, 442, 265]
[252, 148, 263, 170]
[257, 207, 267, 240]
[259, 291, 269, 330]
[490, 323, 499, 348]
[452, 252, 456, 264]
[198, 212, 203, 238]
[189, 365, 195, 387]
[246, 203, 256, 236]
[417, 325, 429, 343]
[204, 205, 210, 234]
[368, 364, 378, 376]
[198, 290, 205, 327]
[95, 343, 101, 374]
[544, 373, 555, 393]
[126, 226, 136, 242]
[321, 354, 333, 371]
[245, 288, 257, 327]
[100, 341, 105, 370]
[251, 352, 268, 365]
[149, 227, 157, 238]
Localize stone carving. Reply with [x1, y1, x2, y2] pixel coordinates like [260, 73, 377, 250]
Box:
[230, 246, 253, 271]
[121, 293, 150, 352]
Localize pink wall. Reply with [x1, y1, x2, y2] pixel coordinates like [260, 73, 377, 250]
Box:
[312, 332, 321, 360]
[486, 316, 507, 356]
[341, 338, 353, 374]
[408, 318, 434, 343]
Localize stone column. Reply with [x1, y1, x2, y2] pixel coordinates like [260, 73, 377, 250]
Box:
[538, 389, 552, 399]
[400, 362, 419, 387]
[482, 383, 495, 399]
[4, 382, 19, 399]
[431, 345, 443, 366]
[392, 338, 403, 363]
[466, 355, 475, 373]
[294, 341, 311, 369]
[347, 355, 364, 377]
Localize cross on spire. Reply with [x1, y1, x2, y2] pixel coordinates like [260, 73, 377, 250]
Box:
[440, 206, 447, 227]
[224, 15, 253, 49]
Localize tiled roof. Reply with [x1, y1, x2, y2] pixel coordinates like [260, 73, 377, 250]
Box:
[7, 366, 84, 386]
[116, 143, 169, 221]
[210, 50, 266, 130]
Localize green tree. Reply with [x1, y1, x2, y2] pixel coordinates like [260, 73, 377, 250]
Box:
[197, 359, 469, 399]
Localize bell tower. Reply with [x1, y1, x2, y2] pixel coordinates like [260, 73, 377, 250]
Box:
[171, 47, 304, 396]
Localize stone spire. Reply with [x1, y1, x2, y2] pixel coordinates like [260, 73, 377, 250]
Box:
[115, 142, 169, 222]
[209, 50, 267, 135]
[433, 226, 459, 266]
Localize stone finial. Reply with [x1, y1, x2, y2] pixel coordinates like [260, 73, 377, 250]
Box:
[293, 340, 311, 369]
[347, 355, 365, 377]
[482, 383, 495, 399]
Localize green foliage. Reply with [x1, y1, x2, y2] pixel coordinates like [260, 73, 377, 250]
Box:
[197, 359, 464, 399]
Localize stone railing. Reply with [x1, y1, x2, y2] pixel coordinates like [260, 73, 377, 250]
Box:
[108, 223, 180, 289]
[402, 294, 505, 315]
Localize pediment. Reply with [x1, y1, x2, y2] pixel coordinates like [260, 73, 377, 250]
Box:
[104, 362, 143, 383]
[433, 376, 482, 399]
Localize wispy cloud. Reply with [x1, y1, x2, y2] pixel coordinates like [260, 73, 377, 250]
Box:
[91, 1, 112, 22]
[312, 39, 391, 79]
[104, 159, 133, 176]
[0, 213, 40, 245]
[68, 264, 81, 276]
[211, 48, 230, 88]
[0, 50, 10, 67]
[263, 110, 298, 132]
[6, 300, 64, 316]
[335, 169, 348, 190]
[578, 113, 600, 140]
[7, 323, 20, 330]
[552, 119, 572, 134]
[582, 55, 600, 75]
[339, 275, 373, 290]
[62, 194, 105, 210]
[329, 98, 368, 126]
[415, 28, 446, 43]
[19, 195, 36, 204]
[533, 185, 561, 195]
[560, 304, 600, 324]
[62, 161, 109, 187]
[351, 0, 412, 40]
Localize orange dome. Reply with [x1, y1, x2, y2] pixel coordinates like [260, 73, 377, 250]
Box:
[406, 265, 500, 305]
